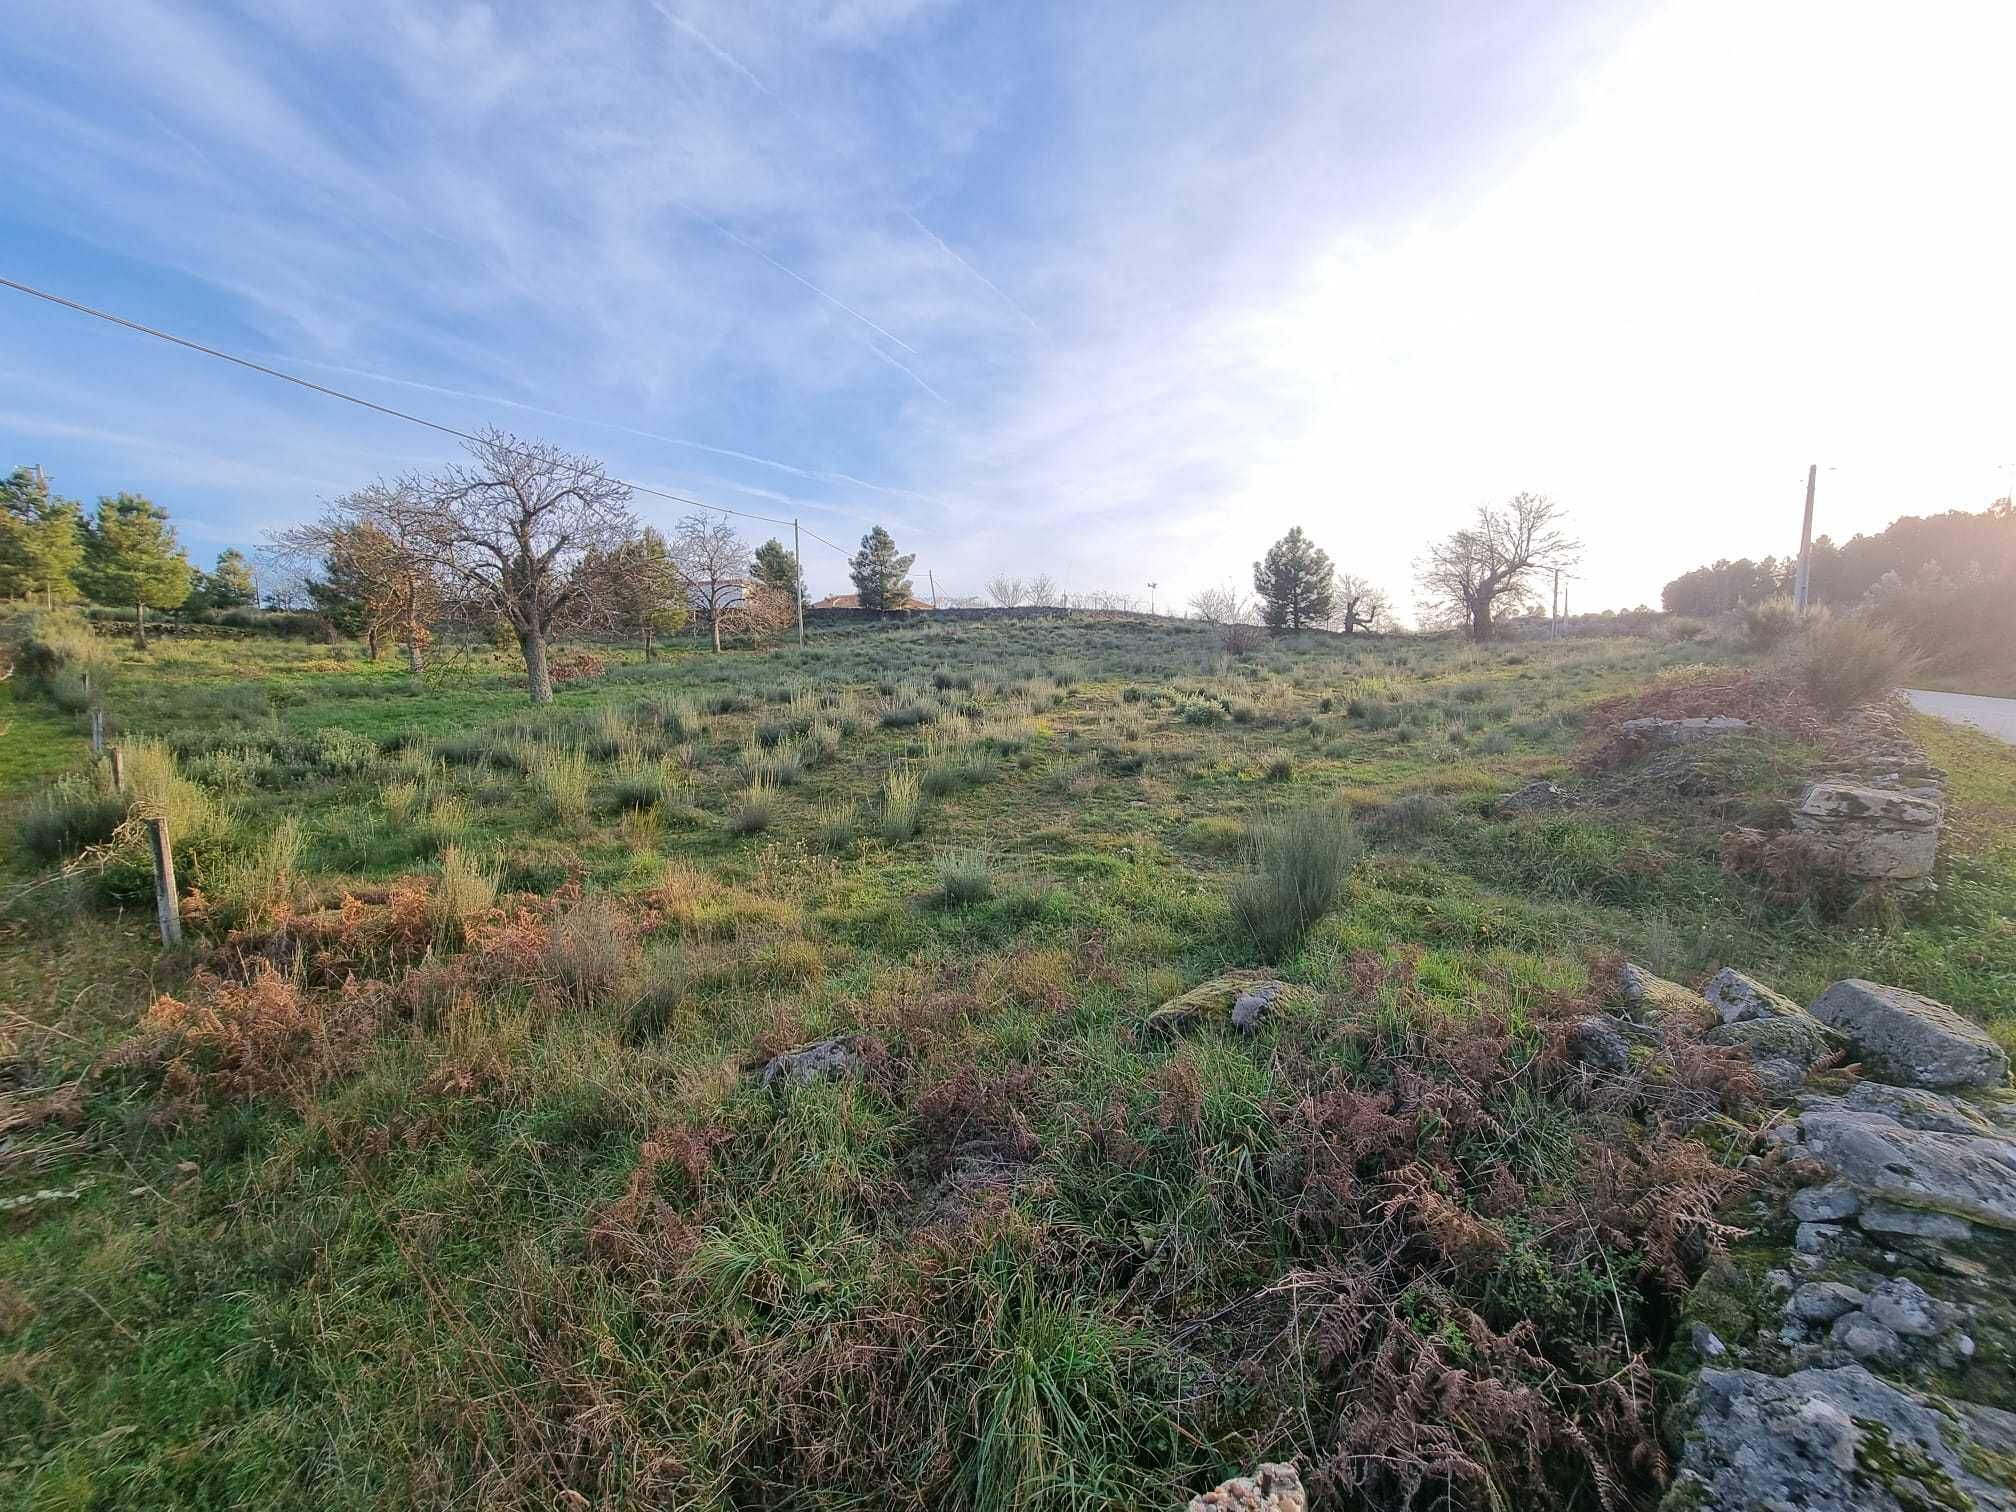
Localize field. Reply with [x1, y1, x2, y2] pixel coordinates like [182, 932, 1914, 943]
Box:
[3, 618, 2013, 1510]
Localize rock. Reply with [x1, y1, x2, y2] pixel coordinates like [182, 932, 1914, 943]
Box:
[1790, 1281, 1867, 1324]
[1788, 1182, 1862, 1222]
[1613, 961, 1715, 1030]
[1706, 1011, 1846, 1070]
[1795, 1222, 1847, 1256]
[1809, 980, 2009, 1090]
[1230, 982, 1285, 1033]
[1789, 781, 1944, 886]
[1706, 967, 1806, 1024]
[1567, 1015, 1632, 1073]
[1187, 1461, 1305, 1512]
[1674, 1364, 2016, 1512]
[1830, 1311, 1902, 1362]
[760, 1036, 863, 1088]
[1147, 973, 1293, 1037]
[1752, 1057, 1809, 1096]
[1843, 1081, 2003, 1136]
[1615, 715, 1752, 744]
[1496, 779, 1578, 815]
[1864, 1278, 1944, 1338]
[1800, 1108, 2016, 1231]
[1856, 1201, 1974, 1241]
[1693, 1322, 1729, 1358]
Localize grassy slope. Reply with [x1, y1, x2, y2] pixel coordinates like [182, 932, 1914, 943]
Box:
[2, 621, 2012, 1510]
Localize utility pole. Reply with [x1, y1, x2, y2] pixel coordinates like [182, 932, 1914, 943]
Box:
[928, 570, 938, 609]
[1794, 463, 1817, 617]
[1551, 568, 1560, 638]
[792, 519, 805, 648]
[1147, 581, 1158, 615]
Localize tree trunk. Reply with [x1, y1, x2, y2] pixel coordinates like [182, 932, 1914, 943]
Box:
[1472, 596, 1494, 643]
[520, 629, 553, 704]
[135, 601, 147, 649]
[366, 625, 380, 661]
[405, 593, 424, 674]
[643, 623, 655, 662]
[711, 605, 722, 653]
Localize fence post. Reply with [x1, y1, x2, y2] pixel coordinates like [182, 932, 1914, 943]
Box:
[90, 708, 105, 755]
[109, 745, 125, 790]
[147, 817, 183, 946]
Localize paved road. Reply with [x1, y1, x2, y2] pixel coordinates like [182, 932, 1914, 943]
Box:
[1905, 689, 2016, 744]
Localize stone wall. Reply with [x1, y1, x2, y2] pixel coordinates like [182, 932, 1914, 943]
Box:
[1786, 704, 1948, 902]
[1602, 963, 2016, 1511]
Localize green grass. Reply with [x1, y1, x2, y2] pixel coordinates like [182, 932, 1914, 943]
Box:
[2, 615, 2012, 1509]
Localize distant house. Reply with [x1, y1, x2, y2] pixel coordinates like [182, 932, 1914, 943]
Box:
[811, 592, 934, 611]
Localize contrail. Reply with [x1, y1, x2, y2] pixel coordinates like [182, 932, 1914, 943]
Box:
[907, 213, 1044, 337]
[650, 4, 781, 104]
[692, 208, 918, 355]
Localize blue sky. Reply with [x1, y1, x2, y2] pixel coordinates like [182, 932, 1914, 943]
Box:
[5, 1, 2014, 614]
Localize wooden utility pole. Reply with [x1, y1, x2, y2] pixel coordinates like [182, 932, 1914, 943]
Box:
[792, 519, 805, 648]
[1794, 463, 1818, 617]
[147, 817, 183, 946]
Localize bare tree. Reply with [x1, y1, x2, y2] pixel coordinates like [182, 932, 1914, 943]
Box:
[1025, 573, 1060, 608]
[1330, 573, 1393, 634]
[1416, 493, 1579, 642]
[985, 575, 1027, 608]
[1188, 584, 1250, 624]
[409, 429, 636, 702]
[270, 488, 442, 672]
[1081, 589, 1141, 611]
[671, 512, 748, 653]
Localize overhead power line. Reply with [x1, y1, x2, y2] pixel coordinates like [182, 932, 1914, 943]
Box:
[0, 273, 859, 554]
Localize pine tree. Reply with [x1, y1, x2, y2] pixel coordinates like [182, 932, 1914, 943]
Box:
[0, 466, 86, 605]
[78, 493, 192, 646]
[749, 537, 806, 606]
[188, 548, 258, 611]
[1253, 526, 1335, 631]
[848, 525, 915, 610]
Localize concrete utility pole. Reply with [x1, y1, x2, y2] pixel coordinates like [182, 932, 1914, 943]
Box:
[1147, 581, 1158, 615]
[928, 570, 938, 608]
[1551, 568, 1560, 638]
[1794, 463, 1817, 617]
[792, 519, 805, 648]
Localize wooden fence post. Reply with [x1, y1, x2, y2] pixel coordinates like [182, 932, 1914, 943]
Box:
[147, 817, 182, 946]
[90, 708, 105, 755]
[109, 745, 125, 789]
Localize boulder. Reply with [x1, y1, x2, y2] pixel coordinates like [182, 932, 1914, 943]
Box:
[1788, 1182, 1861, 1222]
[1706, 967, 1805, 1024]
[1809, 980, 2009, 1090]
[1230, 981, 1286, 1033]
[1789, 1281, 1866, 1324]
[1672, 1364, 2016, 1512]
[1789, 781, 1943, 883]
[1829, 1311, 1902, 1363]
[1857, 1201, 1974, 1242]
[1187, 1462, 1305, 1512]
[1705, 1011, 1845, 1069]
[1843, 1081, 2005, 1136]
[1863, 1278, 1944, 1339]
[1567, 1015, 1632, 1073]
[1613, 961, 1713, 1028]
[760, 1036, 864, 1088]
[1800, 1108, 2016, 1231]
[1147, 973, 1295, 1036]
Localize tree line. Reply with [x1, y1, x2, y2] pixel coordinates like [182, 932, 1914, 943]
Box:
[0, 467, 262, 644]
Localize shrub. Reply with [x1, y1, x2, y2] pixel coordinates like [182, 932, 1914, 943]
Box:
[728, 782, 773, 835]
[312, 727, 378, 776]
[1263, 753, 1293, 782]
[1799, 610, 1926, 716]
[934, 846, 994, 905]
[544, 894, 637, 1008]
[2, 607, 110, 688]
[879, 766, 924, 843]
[1179, 697, 1224, 726]
[1230, 804, 1362, 961]
[608, 755, 669, 811]
[879, 701, 935, 729]
[529, 743, 592, 828]
[209, 816, 306, 929]
[430, 845, 498, 943]
[1741, 596, 1800, 651]
[19, 777, 127, 861]
[817, 802, 857, 854]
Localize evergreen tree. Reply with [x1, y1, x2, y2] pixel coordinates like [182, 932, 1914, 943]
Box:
[78, 493, 192, 647]
[581, 526, 688, 659]
[848, 525, 915, 610]
[749, 537, 806, 606]
[1252, 526, 1335, 631]
[0, 466, 86, 604]
[188, 548, 258, 611]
